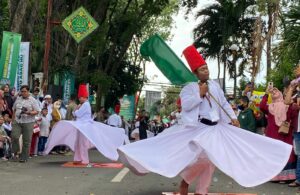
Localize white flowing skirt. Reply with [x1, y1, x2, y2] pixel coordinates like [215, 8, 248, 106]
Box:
[45, 120, 128, 161]
[118, 122, 292, 187]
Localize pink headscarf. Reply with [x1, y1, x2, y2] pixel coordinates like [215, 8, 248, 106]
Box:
[268, 88, 288, 126]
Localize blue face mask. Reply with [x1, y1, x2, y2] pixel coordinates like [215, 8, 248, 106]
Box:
[238, 105, 245, 111]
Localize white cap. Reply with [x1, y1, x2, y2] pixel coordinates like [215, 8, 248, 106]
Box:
[44, 94, 52, 99]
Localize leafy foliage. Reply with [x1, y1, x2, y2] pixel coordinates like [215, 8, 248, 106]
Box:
[159, 86, 181, 117]
[1, 0, 178, 110]
[193, 0, 256, 96]
[269, 2, 300, 90]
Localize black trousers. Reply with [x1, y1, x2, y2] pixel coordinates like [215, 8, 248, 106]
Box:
[139, 127, 147, 140]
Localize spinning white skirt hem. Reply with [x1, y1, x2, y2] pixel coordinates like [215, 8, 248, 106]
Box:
[118, 122, 292, 187]
[45, 120, 128, 161]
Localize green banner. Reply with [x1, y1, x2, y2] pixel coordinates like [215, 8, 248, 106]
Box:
[62, 72, 75, 105]
[140, 34, 197, 85]
[0, 31, 22, 85]
[62, 6, 99, 43]
[120, 95, 135, 121]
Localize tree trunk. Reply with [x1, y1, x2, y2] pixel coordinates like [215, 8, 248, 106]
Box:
[266, 5, 273, 76]
[96, 83, 103, 110]
[10, 0, 30, 32]
[222, 49, 227, 93]
[233, 65, 237, 98]
[217, 53, 221, 85]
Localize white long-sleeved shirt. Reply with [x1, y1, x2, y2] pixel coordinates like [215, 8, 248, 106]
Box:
[3, 122, 12, 131]
[180, 80, 237, 124]
[73, 101, 92, 122]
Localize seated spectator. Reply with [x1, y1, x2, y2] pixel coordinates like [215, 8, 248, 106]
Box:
[2, 111, 12, 137]
[0, 115, 11, 160]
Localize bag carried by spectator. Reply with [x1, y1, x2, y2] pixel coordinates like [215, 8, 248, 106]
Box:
[278, 121, 290, 135]
[33, 123, 40, 134]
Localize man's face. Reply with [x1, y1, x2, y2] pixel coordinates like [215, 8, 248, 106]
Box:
[0, 118, 3, 125]
[20, 88, 30, 98]
[42, 109, 48, 116]
[45, 98, 52, 104]
[33, 91, 39, 97]
[194, 65, 209, 81]
[3, 114, 9, 121]
[239, 100, 247, 107]
[79, 97, 87, 103]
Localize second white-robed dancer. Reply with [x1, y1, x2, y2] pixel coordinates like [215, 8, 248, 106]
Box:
[44, 84, 128, 164]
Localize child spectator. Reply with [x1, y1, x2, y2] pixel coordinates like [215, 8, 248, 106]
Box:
[0, 115, 11, 160]
[38, 108, 50, 155]
[237, 96, 257, 132]
[2, 111, 12, 137]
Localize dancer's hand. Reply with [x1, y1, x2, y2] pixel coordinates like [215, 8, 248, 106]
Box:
[76, 104, 81, 110]
[199, 82, 208, 97]
[231, 119, 240, 127]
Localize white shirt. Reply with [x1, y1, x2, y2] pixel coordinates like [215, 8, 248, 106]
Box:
[39, 116, 50, 137]
[3, 122, 12, 131]
[60, 107, 67, 119]
[73, 101, 92, 122]
[179, 80, 237, 124]
[107, 114, 122, 127]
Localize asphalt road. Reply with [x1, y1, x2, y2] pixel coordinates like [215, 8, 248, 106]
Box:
[0, 150, 299, 195]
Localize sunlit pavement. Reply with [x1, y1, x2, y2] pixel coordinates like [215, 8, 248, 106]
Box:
[0, 150, 299, 195]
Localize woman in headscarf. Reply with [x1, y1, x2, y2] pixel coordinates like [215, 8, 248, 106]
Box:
[260, 86, 296, 183]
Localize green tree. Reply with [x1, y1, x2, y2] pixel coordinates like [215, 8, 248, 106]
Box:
[1, 0, 178, 110]
[269, 2, 300, 90]
[193, 0, 255, 97]
[159, 86, 181, 117]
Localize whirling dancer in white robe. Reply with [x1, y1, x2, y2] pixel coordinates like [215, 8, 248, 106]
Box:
[118, 45, 292, 195]
[44, 84, 128, 164]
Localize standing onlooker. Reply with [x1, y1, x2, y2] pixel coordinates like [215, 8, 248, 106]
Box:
[0, 91, 8, 115]
[38, 108, 50, 155]
[237, 96, 256, 132]
[41, 95, 53, 122]
[138, 110, 149, 140]
[65, 94, 77, 121]
[285, 77, 300, 187]
[95, 107, 107, 123]
[2, 84, 14, 116]
[242, 82, 254, 100]
[32, 88, 42, 108]
[11, 85, 41, 162]
[121, 115, 131, 137]
[260, 86, 296, 182]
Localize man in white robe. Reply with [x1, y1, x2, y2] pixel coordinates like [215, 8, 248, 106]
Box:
[72, 86, 93, 164]
[117, 45, 292, 195]
[45, 84, 128, 164]
[178, 45, 239, 194]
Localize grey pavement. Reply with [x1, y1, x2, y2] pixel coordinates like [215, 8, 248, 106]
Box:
[0, 150, 299, 195]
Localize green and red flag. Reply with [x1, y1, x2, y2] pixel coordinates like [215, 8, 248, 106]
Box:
[140, 34, 197, 85]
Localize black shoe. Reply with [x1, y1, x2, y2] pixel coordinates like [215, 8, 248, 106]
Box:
[19, 159, 27, 163]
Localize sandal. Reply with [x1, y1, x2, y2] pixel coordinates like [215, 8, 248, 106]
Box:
[288, 181, 300, 187]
